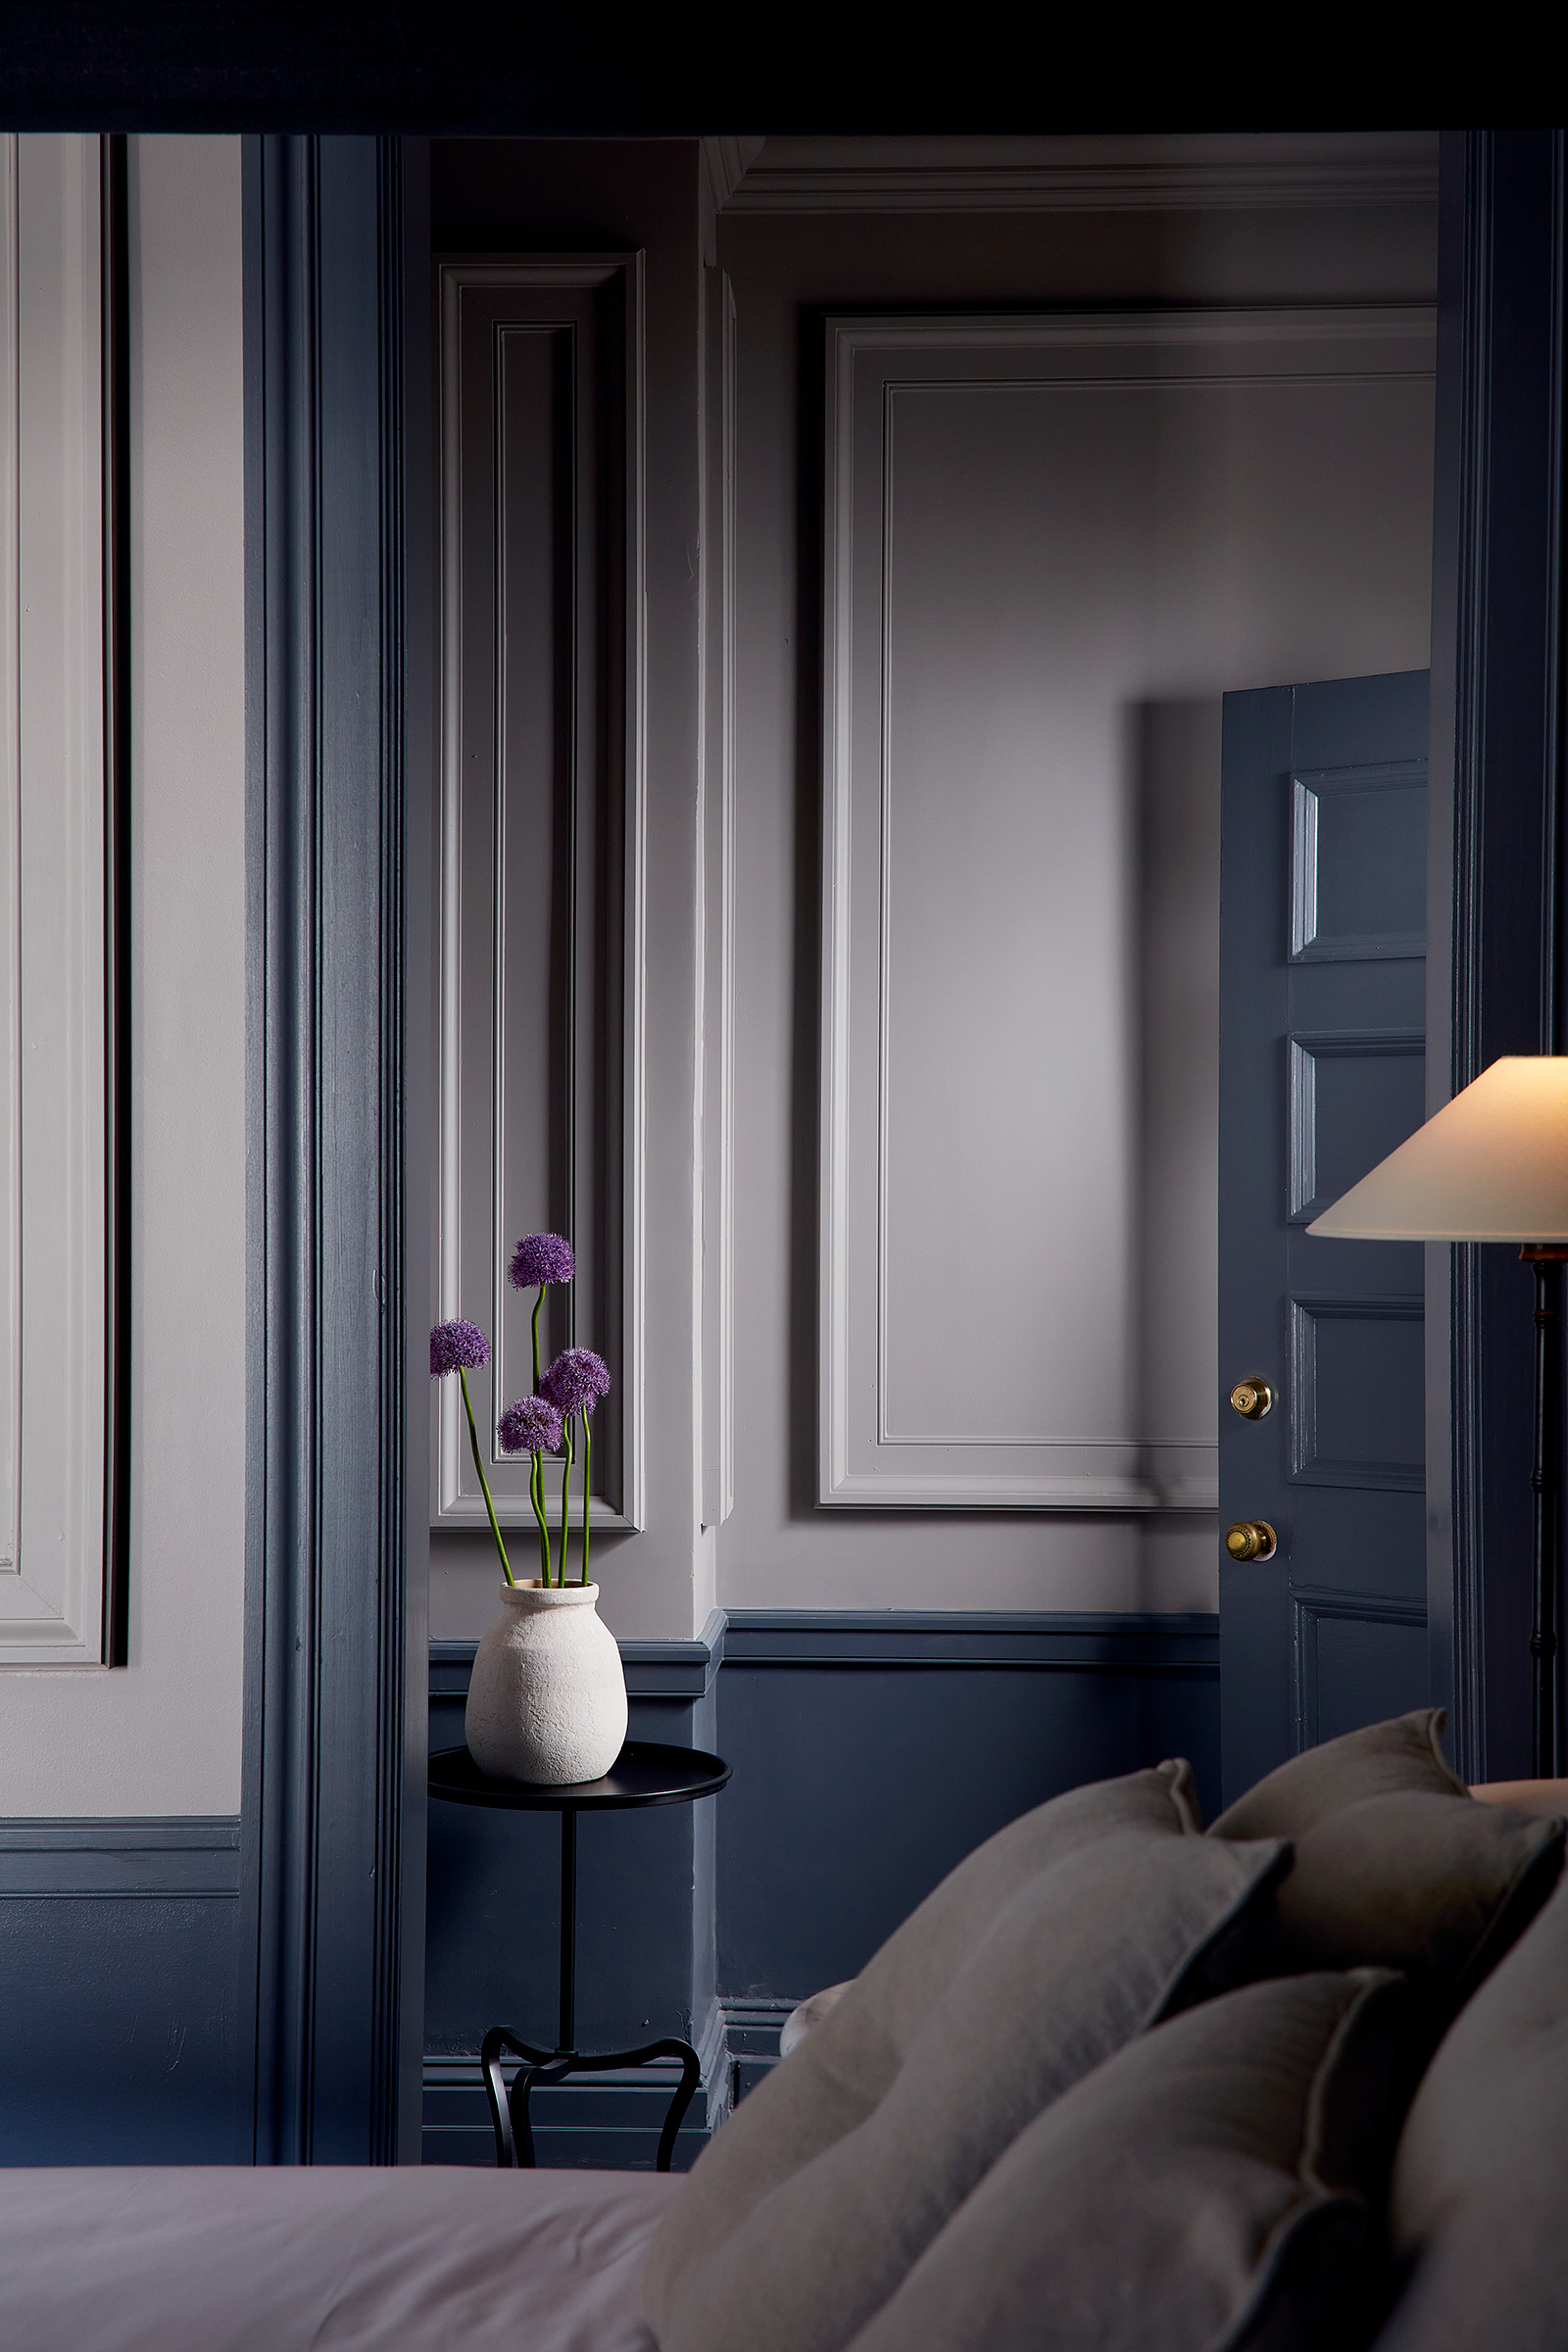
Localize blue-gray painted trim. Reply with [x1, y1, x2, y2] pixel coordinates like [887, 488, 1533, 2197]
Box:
[430, 1609, 1217, 1695]
[720, 1997, 791, 2103]
[421, 1978, 731, 2169]
[720, 1608, 1220, 1671]
[0, 1818, 242, 1897]
[1290, 1588, 1427, 1626]
[1427, 131, 1568, 1783]
[431, 1606, 729, 1701]
[241, 132, 412, 2167]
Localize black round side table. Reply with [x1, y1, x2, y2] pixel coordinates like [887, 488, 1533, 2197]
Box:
[428, 1740, 731, 2172]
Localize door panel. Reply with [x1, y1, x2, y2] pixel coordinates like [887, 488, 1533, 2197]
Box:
[1298, 1598, 1430, 1746]
[1219, 672, 1430, 1804]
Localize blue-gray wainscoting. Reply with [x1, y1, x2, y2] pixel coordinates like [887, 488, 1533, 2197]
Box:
[0, 1819, 241, 2163]
[423, 1609, 1219, 2165]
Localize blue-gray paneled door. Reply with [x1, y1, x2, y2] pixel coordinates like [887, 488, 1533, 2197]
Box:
[1219, 673, 1431, 1804]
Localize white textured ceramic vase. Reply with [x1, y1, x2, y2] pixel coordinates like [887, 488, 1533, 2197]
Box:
[466, 1581, 628, 1785]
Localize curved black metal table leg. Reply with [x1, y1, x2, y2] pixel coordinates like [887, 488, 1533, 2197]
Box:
[510, 2053, 574, 2168]
[432, 1743, 732, 2178]
[651, 2039, 701, 2173]
[480, 2033, 703, 2173]
[480, 2026, 561, 2169]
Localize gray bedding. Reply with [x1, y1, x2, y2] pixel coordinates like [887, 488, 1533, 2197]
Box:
[0, 2163, 678, 2351]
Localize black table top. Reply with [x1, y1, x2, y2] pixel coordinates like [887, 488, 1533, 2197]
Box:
[428, 1740, 731, 1812]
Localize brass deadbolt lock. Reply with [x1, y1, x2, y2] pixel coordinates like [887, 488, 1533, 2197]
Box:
[1230, 1378, 1273, 1421]
[1225, 1520, 1278, 1562]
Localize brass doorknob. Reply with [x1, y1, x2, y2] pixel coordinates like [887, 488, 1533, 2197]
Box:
[1225, 1520, 1277, 1561]
[1230, 1378, 1273, 1421]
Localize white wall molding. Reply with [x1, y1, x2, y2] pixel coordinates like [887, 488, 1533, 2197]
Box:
[700, 266, 737, 1530]
[819, 304, 1436, 1511]
[0, 133, 110, 1659]
[434, 255, 646, 1538]
[700, 138, 765, 266]
[716, 134, 1438, 220]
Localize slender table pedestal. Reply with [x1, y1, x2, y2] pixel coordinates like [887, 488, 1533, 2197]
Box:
[428, 1740, 732, 2171]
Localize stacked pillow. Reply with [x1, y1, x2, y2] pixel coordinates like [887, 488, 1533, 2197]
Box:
[1369, 1869, 1568, 2351]
[644, 1712, 1566, 2352]
[1207, 1708, 1564, 2027]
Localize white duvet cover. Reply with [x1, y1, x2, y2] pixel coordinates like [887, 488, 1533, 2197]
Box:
[0, 2163, 680, 2351]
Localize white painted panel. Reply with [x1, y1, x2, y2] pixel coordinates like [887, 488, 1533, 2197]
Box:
[820, 308, 1436, 1509]
[0, 139, 20, 1582]
[0, 133, 108, 1658]
[0, 135, 246, 1806]
[433, 260, 646, 1539]
[700, 264, 737, 1529]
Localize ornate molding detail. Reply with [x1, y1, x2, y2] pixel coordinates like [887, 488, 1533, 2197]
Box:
[715, 134, 1438, 219]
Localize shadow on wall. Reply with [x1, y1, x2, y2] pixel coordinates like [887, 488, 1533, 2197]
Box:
[1135, 698, 1222, 1435]
[1136, 698, 1223, 1600]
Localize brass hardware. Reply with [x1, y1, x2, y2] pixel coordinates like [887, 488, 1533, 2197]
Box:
[1225, 1520, 1278, 1562]
[1230, 1378, 1273, 1421]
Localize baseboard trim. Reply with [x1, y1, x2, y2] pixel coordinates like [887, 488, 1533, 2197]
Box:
[422, 1993, 732, 2172]
[721, 1997, 794, 2104]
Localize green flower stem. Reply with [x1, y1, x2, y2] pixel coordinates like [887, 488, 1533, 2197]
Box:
[580, 1409, 592, 1586]
[559, 1417, 574, 1590]
[530, 1283, 549, 1580]
[458, 1365, 513, 1586]
[528, 1447, 552, 1583]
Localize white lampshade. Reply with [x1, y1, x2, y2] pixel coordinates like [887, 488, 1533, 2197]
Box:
[1306, 1055, 1568, 1242]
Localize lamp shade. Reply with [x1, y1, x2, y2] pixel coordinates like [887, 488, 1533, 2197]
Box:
[1306, 1056, 1568, 1242]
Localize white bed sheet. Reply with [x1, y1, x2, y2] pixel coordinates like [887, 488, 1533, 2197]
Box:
[0, 2162, 680, 2351]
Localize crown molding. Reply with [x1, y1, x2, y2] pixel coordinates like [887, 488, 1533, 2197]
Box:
[715, 133, 1439, 219]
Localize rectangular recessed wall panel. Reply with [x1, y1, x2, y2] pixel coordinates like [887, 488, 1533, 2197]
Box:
[1, 135, 112, 1663]
[818, 305, 1437, 1507]
[434, 259, 645, 1535]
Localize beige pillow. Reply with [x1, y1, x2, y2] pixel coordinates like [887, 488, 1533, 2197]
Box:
[1266, 1790, 1564, 2007]
[778, 1983, 850, 2060]
[1209, 1707, 1466, 1840]
[646, 1762, 1200, 2332]
[644, 1825, 1288, 2352]
[843, 1969, 1409, 2352]
[1209, 1713, 1565, 2014]
[1372, 1875, 1568, 2352]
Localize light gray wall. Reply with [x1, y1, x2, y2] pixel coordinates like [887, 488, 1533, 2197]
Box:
[421, 138, 1441, 1642]
[714, 168, 1438, 1613]
[0, 136, 246, 1808]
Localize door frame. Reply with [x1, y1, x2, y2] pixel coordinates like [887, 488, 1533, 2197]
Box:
[237, 133, 432, 2164]
[1426, 130, 1568, 1783]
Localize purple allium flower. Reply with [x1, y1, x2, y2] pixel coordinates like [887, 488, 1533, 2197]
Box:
[430, 1319, 490, 1377]
[540, 1347, 612, 1417]
[498, 1393, 564, 1456]
[509, 1232, 575, 1291]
